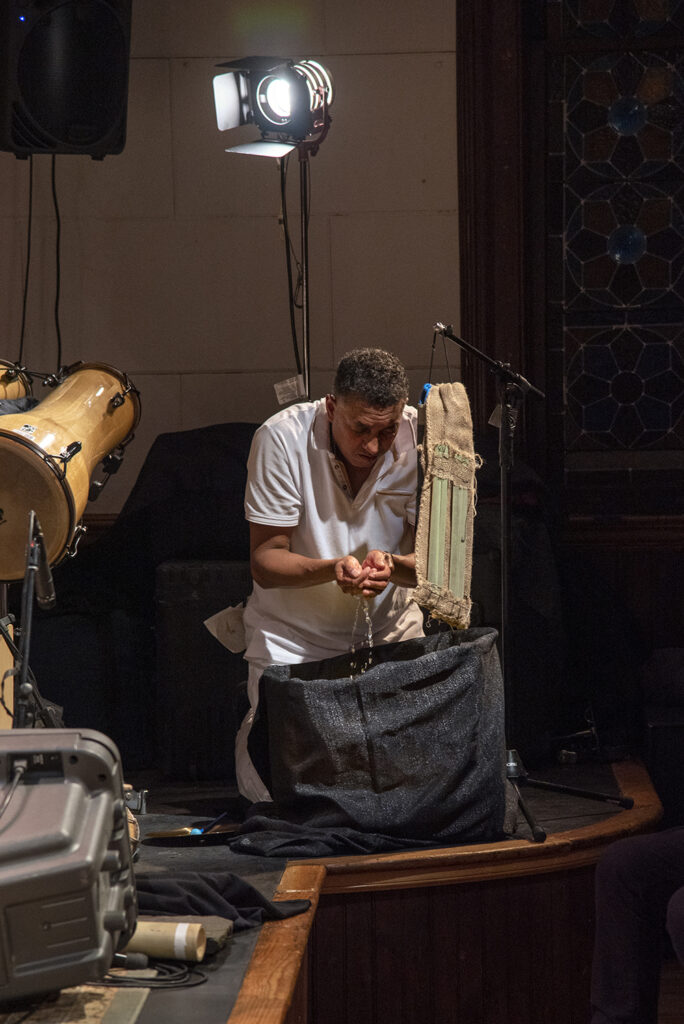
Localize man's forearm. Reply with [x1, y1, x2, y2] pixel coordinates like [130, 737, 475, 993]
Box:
[251, 547, 338, 589]
[389, 552, 417, 588]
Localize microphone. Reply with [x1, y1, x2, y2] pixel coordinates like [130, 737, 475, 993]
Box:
[32, 519, 56, 611]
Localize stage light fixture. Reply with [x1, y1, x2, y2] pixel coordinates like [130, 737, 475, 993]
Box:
[212, 55, 333, 157]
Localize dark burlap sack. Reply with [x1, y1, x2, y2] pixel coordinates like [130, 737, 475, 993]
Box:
[258, 627, 505, 843]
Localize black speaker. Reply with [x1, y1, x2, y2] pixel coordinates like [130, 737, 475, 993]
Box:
[0, 0, 131, 158]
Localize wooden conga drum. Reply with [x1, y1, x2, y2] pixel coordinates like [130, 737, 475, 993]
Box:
[0, 362, 140, 582]
[0, 360, 32, 401]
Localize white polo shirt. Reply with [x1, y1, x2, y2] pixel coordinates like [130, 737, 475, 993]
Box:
[242, 398, 425, 668]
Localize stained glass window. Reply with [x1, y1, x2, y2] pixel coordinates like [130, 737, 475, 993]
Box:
[552, 42, 684, 454]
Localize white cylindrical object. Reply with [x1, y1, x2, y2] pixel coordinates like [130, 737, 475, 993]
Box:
[123, 920, 207, 962]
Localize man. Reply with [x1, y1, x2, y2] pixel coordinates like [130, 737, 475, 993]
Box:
[590, 827, 684, 1024]
[236, 348, 425, 803]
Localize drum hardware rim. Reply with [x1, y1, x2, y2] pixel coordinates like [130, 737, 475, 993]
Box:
[0, 361, 33, 396]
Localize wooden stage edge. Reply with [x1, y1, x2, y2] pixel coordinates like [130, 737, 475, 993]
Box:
[229, 760, 663, 1024]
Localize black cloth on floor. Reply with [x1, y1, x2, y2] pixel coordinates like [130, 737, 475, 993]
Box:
[223, 812, 460, 858]
[134, 871, 310, 932]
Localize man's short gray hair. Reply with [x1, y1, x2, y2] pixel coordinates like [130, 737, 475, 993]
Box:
[334, 348, 409, 407]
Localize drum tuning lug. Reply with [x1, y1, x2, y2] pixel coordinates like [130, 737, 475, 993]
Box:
[67, 524, 87, 559]
[42, 367, 69, 388]
[59, 441, 83, 464]
[88, 479, 105, 502]
[102, 449, 124, 474]
[110, 392, 125, 409]
[55, 442, 82, 468]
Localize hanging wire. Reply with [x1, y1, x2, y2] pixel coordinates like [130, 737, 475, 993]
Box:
[17, 155, 34, 367]
[427, 329, 438, 383]
[50, 156, 62, 372]
[279, 154, 303, 375]
[427, 330, 455, 385]
[442, 334, 453, 382]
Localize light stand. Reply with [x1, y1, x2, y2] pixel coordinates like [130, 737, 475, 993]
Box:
[433, 323, 633, 842]
[299, 146, 311, 398]
[212, 56, 334, 401]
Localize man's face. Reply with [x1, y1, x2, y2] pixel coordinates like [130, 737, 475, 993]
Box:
[325, 393, 404, 471]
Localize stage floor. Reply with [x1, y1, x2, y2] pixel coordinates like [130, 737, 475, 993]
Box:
[126, 758, 654, 1024]
[0, 759, 662, 1024]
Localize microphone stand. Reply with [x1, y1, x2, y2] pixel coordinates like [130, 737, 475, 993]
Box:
[433, 323, 633, 842]
[13, 510, 61, 729]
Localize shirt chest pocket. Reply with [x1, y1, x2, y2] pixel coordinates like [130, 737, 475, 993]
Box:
[375, 488, 415, 521]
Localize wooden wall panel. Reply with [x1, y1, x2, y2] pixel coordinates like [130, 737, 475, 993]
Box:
[308, 868, 596, 1024]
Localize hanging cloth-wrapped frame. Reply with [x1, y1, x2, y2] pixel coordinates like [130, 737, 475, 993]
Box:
[413, 381, 480, 629]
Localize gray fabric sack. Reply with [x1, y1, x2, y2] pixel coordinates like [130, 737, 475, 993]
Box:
[257, 627, 506, 843]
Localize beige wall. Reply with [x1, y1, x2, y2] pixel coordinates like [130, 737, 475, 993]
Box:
[0, 0, 460, 513]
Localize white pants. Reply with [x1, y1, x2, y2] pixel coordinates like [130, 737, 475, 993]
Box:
[235, 660, 273, 804]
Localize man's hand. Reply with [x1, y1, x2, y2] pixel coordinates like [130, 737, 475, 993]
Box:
[334, 549, 393, 598]
[334, 555, 370, 594]
[361, 549, 394, 596]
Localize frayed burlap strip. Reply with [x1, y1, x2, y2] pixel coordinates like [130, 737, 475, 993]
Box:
[413, 382, 480, 629]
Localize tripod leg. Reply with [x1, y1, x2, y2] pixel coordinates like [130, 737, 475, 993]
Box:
[509, 779, 547, 843]
[525, 777, 634, 809]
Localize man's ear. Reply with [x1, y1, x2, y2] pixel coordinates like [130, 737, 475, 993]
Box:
[325, 394, 336, 422]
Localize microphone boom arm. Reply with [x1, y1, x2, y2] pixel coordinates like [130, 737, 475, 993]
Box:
[433, 322, 545, 401]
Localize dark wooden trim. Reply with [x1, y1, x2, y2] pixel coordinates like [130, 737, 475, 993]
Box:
[229, 761, 661, 1024]
[81, 512, 119, 546]
[229, 863, 325, 1024]
[564, 515, 684, 551]
[293, 760, 660, 895]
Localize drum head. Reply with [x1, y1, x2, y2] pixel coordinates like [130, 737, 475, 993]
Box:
[0, 433, 73, 582]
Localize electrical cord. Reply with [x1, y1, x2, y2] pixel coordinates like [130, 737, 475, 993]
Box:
[0, 762, 27, 823]
[93, 959, 208, 990]
[427, 329, 454, 386]
[17, 155, 34, 368]
[279, 153, 303, 376]
[0, 1004, 42, 1023]
[50, 156, 62, 372]
[0, 619, 61, 728]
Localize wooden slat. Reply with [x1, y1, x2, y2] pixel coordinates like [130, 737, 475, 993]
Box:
[228, 863, 325, 1024]
[307, 894, 348, 1024]
[343, 893, 375, 1024]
